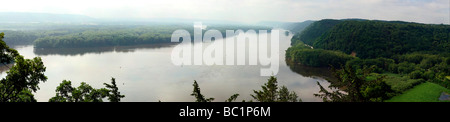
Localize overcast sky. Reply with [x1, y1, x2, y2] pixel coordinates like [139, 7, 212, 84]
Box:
[0, 0, 448, 24]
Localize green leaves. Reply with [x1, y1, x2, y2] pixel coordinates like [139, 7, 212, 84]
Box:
[286, 46, 355, 68]
[297, 19, 450, 59]
[0, 33, 47, 102]
[0, 32, 19, 65]
[251, 76, 301, 102]
[189, 76, 300, 102]
[315, 65, 393, 102]
[49, 78, 125, 102]
[104, 77, 125, 102]
[225, 94, 240, 102]
[191, 80, 214, 102]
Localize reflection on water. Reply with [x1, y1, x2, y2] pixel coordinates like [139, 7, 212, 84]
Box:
[33, 43, 177, 56]
[1, 29, 331, 102]
[286, 61, 337, 82]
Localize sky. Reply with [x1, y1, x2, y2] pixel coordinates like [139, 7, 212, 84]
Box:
[0, 0, 448, 24]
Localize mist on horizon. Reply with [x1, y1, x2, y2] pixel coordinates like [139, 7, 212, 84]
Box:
[0, 0, 448, 24]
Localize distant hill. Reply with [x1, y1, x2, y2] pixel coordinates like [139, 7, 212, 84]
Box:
[292, 19, 341, 46]
[283, 20, 315, 33]
[257, 20, 314, 33]
[0, 12, 97, 23]
[290, 19, 450, 58]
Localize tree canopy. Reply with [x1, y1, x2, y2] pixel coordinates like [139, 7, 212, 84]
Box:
[251, 76, 301, 102]
[191, 80, 215, 102]
[315, 65, 393, 102]
[291, 19, 450, 59]
[0, 32, 47, 102]
[190, 76, 301, 102]
[49, 78, 125, 102]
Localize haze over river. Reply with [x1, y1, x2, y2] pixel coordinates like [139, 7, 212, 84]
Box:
[0, 29, 332, 102]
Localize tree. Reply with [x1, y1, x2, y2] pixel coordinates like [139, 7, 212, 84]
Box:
[104, 77, 125, 102]
[314, 65, 393, 102]
[251, 76, 301, 102]
[278, 86, 301, 102]
[190, 80, 242, 102]
[191, 80, 214, 102]
[0, 32, 19, 66]
[49, 78, 124, 102]
[252, 76, 278, 102]
[0, 32, 47, 102]
[49, 80, 108, 102]
[225, 94, 240, 102]
[291, 19, 450, 59]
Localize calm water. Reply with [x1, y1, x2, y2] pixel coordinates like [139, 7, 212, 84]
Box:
[1, 29, 332, 102]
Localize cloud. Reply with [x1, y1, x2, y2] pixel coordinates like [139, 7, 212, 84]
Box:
[0, 0, 448, 24]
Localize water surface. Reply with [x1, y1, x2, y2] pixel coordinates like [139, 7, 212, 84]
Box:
[1, 29, 332, 102]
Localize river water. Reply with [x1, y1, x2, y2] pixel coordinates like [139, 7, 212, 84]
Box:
[0, 29, 332, 102]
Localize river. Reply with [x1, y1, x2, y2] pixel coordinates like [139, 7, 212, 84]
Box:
[0, 29, 332, 102]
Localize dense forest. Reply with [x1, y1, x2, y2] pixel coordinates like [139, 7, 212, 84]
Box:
[292, 19, 450, 58]
[1, 23, 271, 48]
[286, 19, 450, 101]
[286, 41, 355, 68]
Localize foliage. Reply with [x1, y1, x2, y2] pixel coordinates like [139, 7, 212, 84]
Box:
[49, 78, 124, 102]
[292, 19, 342, 46]
[305, 20, 450, 59]
[286, 44, 355, 68]
[382, 73, 424, 93]
[251, 76, 301, 102]
[191, 80, 215, 102]
[278, 86, 301, 102]
[190, 77, 300, 102]
[0, 32, 47, 102]
[0, 30, 38, 45]
[104, 77, 125, 102]
[282, 20, 315, 34]
[33, 26, 177, 48]
[386, 82, 450, 102]
[0, 32, 19, 64]
[396, 62, 416, 74]
[345, 57, 395, 73]
[395, 53, 450, 88]
[315, 65, 393, 102]
[28, 24, 270, 48]
[288, 19, 450, 93]
[225, 94, 240, 102]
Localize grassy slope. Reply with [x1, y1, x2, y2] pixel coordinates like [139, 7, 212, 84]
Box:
[386, 82, 450, 102]
[366, 73, 424, 93]
[382, 73, 424, 93]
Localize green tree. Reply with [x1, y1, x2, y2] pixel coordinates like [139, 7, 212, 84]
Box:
[225, 94, 240, 102]
[104, 77, 125, 102]
[278, 86, 301, 102]
[0, 32, 19, 66]
[191, 80, 214, 102]
[251, 76, 301, 102]
[0, 32, 47, 102]
[190, 80, 242, 102]
[49, 78, 124, 102]
[315, 65, 393, 102]
[49, 80, 108, 102]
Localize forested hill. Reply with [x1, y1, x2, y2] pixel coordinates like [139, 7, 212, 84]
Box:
[32, 25, 270, 48]
[258, 20, 314, 33]
[0, 24, 270, 48]
[278, 20, 315, 33]
[291, 19, 450, 59]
